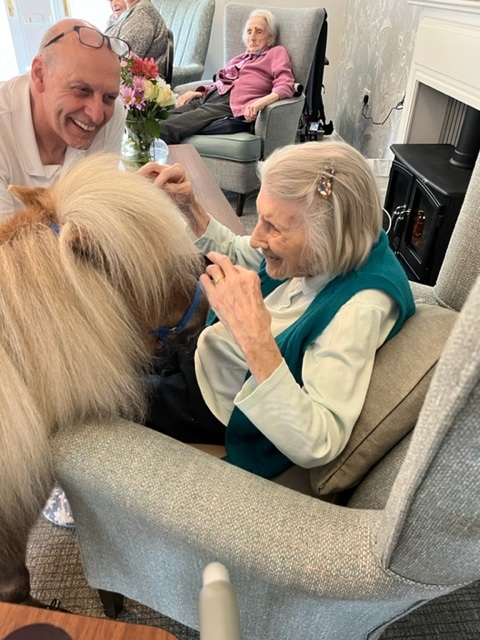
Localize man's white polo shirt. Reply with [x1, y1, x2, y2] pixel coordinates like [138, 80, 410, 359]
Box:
[0, 73, 126, 218]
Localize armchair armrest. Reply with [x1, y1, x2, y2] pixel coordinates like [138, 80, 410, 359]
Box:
[172, 66, 207, 88]
[52, 420, 456, 638]
[409, 281, 445, 306]
[173, 79, 213, 94]
[255, 94, 306, 157]
[52, 420, 382, 598]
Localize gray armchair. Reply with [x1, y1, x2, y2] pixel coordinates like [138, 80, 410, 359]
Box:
[51, 156, 480, 638]
[151, 0, 215, 87]
[175, 4, 327, 216]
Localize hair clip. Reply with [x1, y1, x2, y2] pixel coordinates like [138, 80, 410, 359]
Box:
[317, 168, 335, 199]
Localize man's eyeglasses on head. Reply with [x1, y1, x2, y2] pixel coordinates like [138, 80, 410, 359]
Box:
[43, 25, 130, 58]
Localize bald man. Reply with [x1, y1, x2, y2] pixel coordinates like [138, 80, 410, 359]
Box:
[0, 18, 127, 218]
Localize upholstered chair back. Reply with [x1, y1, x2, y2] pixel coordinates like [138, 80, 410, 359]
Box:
[152, 0, 215, 86]
[377, 274, 480, 585]
[223, 3, 321, 88]
[311, 152, 480, 504]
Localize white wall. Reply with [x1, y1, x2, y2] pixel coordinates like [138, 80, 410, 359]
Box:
[0, 1, 21, 79]
[68, 0, 111, 29]
[0, 0, 109, 81]
[203, 0, 346, 121]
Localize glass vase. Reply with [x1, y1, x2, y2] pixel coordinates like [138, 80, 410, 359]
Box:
[123, 119, 156, 167]
[153, 138, 169, 164]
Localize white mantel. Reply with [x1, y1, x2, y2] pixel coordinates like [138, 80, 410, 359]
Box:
[410, 0, 480, 12]
[398, 0, 480, 142]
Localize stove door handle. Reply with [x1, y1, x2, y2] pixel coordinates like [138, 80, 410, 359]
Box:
[392, 208, 408, 238]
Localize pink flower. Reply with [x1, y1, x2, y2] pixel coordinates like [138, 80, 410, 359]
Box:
[120, 85, 137, 109]
[129, 55, 158, 79]
[133, 76, 146, 92]
[142, 57, 159, 79]
[120, 53, 175, 132]
[130, 55, 146, 76]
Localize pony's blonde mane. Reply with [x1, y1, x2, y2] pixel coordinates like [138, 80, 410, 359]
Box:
[0, 154, 203, 572]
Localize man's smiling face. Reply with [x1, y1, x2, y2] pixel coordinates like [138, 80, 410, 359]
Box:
[38, 40, 120, 151]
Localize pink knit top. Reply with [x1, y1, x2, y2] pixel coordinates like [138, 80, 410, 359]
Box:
[198, 46, 295, 117]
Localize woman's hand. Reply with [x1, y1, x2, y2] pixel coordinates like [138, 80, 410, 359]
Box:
[136, 163, 210, 237]
[176, 90, 204, 107]
[201, 251, 283, 383]
[243, 92, 280, 121]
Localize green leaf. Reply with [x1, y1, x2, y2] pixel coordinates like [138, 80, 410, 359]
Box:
[150, 120, 162, 137]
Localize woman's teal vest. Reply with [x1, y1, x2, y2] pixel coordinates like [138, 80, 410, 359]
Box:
[215, 231, 415, 478]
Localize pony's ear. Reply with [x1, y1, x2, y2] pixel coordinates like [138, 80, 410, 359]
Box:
[8, 185, 54, 213]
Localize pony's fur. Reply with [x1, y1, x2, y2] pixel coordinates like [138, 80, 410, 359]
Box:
[0, 154, 204, 602]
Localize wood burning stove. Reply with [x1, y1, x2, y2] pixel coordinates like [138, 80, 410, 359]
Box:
[385, 143, 474, 285]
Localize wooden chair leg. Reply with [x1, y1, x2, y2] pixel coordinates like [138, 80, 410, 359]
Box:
[98, 589, 124, 618]
[236, 193, 245, 217]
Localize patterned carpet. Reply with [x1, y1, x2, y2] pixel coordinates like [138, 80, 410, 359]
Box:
[25, 188, 480, 638]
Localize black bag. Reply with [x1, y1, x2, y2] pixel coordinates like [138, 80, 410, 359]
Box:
[299, 13, 334, 141]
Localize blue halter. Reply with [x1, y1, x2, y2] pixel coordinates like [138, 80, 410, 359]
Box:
[50, 222, 202, 342]
[149, 279, 203, 342]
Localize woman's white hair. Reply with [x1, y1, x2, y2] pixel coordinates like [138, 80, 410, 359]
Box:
[258, 141, 383, 276]
[242, 9, 278, 48]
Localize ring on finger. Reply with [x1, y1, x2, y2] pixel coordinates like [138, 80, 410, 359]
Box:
[213, 273, 225, 285]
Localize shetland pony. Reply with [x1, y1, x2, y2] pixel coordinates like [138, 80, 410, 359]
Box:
[0, 154, 205, 603]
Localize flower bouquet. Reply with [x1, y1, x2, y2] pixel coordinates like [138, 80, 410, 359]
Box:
[120, 54, 176, 166]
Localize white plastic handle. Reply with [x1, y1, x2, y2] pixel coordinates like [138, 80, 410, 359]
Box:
[199, 562, 242, 640]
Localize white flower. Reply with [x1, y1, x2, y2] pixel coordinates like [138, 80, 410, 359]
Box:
[156, 85, 175, 108]
[144, 79, 157, 102]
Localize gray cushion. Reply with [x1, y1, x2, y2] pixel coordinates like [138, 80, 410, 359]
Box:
[182, 132, 262, 163]
[310, 304, 459, 497]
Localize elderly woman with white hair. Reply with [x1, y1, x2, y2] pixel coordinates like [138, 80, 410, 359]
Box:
[105, 0, 168, 76]
[159, 8, 295, 144]
[142, 140, 416, 480]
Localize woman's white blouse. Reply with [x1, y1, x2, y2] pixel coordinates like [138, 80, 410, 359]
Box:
[194, 216, 399, 469]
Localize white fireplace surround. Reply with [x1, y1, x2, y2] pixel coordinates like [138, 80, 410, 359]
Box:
[398, 0, 480, 143]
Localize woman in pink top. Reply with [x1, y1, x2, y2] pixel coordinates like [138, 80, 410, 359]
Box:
[159, 9, 295, 144]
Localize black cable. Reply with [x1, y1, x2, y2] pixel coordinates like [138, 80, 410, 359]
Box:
[362, 95, 405, 126]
